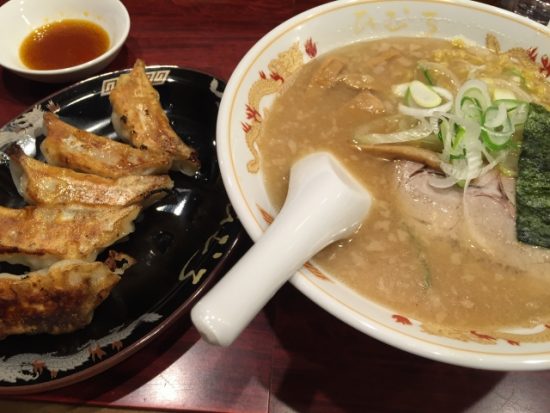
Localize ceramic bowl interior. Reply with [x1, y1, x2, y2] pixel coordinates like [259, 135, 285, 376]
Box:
[0, 0, 130, 83]
[216, 0, 550, 370]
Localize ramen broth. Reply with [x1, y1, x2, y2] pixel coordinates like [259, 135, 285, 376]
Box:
[258, 37, 550, 330]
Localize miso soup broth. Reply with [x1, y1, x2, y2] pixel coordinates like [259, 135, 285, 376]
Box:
[257, 37, 550, 330]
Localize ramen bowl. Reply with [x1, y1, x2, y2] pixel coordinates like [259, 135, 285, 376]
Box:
[0, 0, 130, 83]
[216, 0, 550, 370]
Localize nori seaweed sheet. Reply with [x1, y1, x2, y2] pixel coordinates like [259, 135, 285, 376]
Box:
[516, 103, 550, 248]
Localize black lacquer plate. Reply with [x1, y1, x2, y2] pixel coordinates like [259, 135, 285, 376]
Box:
[0, 66, 243, 394]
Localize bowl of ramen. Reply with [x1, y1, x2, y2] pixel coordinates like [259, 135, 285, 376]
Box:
[215, 0, 550, 370]
[0, 0, 130, 83]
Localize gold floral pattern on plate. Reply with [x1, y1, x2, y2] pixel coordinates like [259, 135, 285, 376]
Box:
[243, 40, 317, 173]
[390, 314, 550, 345]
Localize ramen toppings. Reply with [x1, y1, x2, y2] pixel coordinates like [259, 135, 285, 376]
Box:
[516, 103, 550, 248]
[258, 37, 550, 330]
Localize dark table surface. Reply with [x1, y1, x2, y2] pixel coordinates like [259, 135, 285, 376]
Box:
[2, 0, 550, 412]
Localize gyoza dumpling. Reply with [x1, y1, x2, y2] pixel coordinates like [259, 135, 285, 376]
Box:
[0, 259, 122, 338]
[0, 203, 140, 270]
[41, 112, 173, 178]
[8, 144, 173, 207]
[109, 59, 200, 175]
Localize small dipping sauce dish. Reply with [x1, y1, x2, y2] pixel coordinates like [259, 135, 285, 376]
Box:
[0, 0, 130, 83]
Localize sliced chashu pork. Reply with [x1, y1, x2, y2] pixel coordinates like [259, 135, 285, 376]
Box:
[463, 170, 550, 277]
[392, 161, 550, 277]
[393, 161, 462, 238]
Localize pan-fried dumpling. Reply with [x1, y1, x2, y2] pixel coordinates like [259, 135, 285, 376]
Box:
[0, 259, 122, 338]
[41, 112, 173, 178]
[8, 144, 173, 207]
[109, 59, 200, 175]
[0, 203, 140, 270]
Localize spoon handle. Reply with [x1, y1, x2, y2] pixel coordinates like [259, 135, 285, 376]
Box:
[191, 153, 371, 346]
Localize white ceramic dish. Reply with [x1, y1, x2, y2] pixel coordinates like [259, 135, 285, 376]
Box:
[216, 0, 550, 370]
[0, 0, 130, 83]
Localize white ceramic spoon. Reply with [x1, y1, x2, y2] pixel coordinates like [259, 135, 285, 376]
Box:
[191, 152, 372, 346]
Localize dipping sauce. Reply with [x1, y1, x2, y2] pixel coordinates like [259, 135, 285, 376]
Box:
[19, 19, 110, 70]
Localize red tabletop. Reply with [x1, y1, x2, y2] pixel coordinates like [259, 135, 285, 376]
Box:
[2, 1, 550, 412]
